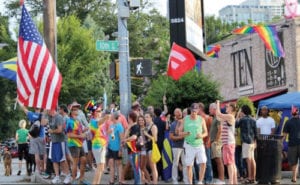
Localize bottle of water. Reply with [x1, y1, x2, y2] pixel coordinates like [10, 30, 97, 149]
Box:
[111, 127, 115, 140]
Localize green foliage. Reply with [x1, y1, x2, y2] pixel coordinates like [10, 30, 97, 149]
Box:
[143, 71, 222, 113]
[205, 15, 245, 45]
[236, 96, 256, 116]
[5, 0, 105, 22]
[0, 14, 22, 140]
[57, 15, 114, 105]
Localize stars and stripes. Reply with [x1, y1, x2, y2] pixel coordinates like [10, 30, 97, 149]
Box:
[17, 5, 62, 110]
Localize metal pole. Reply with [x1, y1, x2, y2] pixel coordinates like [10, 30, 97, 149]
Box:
[118, 0, 131, 116]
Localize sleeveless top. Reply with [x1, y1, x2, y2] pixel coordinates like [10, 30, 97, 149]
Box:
[184, 115, 203, 147]
[221, 121, 235, 145]
[145, 124, 154, 152]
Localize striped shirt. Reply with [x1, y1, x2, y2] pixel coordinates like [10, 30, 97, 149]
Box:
[221, 121, 235, 145]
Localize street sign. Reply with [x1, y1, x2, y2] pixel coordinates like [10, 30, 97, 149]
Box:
[96, 40, 119, 52]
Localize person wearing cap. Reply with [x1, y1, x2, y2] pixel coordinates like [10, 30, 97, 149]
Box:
[283, 106, 300, 183]
[216, 100, 238, 185]
[179, 103, 208, 184]
[256, 106, 276, 135]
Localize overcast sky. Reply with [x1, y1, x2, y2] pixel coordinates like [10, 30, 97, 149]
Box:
[152, 0, 245, 16]
[0, 0, 245, 17]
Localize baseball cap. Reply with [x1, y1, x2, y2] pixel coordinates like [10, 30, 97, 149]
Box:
[191, 103, 199, 111]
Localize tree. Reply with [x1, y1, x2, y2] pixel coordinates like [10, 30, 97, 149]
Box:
[204, 15, 245, 45]
[236, 96, 256, 117]
[5, 0, 105, 22]
[56, 15, 114, 105]
[0, 14, 22, 140]
[143, 71, 222, 113]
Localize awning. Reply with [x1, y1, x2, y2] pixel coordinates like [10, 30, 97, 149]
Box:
[221, 89, 288, 108]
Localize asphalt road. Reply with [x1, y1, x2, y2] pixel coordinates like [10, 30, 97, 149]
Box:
[0, 158, 298, 184]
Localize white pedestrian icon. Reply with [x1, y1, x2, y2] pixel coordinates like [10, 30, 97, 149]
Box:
[136, 62, 143, 74]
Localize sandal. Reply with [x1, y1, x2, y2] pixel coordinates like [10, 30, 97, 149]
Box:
[291, 179, 297, 183]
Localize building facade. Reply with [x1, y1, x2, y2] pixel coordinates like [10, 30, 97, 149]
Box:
[219, 0, 283, 24]
[202, 18, 300, 102]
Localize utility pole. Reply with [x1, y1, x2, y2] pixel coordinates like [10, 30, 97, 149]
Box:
[43, 0, 56, 61]
[118, 0, 131, 116]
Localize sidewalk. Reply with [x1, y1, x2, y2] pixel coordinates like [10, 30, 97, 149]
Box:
[32, 170, 297, 184]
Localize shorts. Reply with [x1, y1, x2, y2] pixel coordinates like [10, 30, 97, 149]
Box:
[242, 143, 255, 159]
[69, 146, 85, 158]
[50, 142, 67, 163]
[211, 141, 222, 159]
[83, 140, 88, 153]
[184, 142, 207, 166]
[140, 150, 146, 156]
[87, 140, 92, 151]
[107, 148, 122, 160]
[222, 144, 235, 165]
[29, 137, 46, 155]
[92, 147, 106, 164]
[288, 145, 300, 166]
[18, 143, 28, 160]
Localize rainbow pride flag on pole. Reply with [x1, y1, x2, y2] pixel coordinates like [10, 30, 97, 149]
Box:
[206, 44, 221, 58]
[232, 25, 255, 34]
[253, 25, 285, 57]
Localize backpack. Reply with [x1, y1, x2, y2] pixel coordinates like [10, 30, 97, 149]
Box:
[29, 120, 41, 138]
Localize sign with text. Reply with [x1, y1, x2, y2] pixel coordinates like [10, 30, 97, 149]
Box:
[96, 40, 119, 52]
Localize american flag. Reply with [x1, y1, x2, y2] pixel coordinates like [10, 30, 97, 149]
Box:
[17, 5, 62, 110]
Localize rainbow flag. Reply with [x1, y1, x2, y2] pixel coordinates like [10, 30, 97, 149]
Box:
[232, 25, 255, 34]
[0, 58, 17, 82]
[206, 44, 221, 58]
[253, 25, 285, 57]
[126, 140, 138, 153]
[84, 100, 95, 112]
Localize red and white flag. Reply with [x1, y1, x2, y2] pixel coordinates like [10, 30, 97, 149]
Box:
[17, 5, 62, 110]
[167, 43, 196, 80]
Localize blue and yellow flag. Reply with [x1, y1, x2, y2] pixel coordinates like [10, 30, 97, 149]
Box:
[162, 131, 173, 181]
[0, 57, 17, 82]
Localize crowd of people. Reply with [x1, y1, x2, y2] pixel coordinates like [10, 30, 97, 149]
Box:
[13, 97, 300, 184]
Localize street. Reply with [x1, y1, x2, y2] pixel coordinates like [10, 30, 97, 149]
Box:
[0, 158, 297, 184]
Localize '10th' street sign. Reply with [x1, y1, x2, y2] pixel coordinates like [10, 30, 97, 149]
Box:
[96, 40, 119, 52]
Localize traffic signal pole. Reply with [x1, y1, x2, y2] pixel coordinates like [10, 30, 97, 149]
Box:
[118, 0, 131, 116]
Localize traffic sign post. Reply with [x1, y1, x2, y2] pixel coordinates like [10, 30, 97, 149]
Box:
[96, 40, 119, 52]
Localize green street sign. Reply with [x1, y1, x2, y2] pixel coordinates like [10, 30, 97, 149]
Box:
[96, 40, 119, 52]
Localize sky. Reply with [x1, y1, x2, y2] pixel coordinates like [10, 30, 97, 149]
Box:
[0, 0, 245, 17]
[152, 0, 245, 16]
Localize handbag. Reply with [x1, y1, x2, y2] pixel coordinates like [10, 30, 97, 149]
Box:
[151, 139, 161, 163]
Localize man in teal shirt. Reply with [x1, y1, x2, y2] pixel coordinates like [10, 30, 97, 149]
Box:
[181, 103, 208, 184]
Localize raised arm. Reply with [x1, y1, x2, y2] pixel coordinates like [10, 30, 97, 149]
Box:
[216, 100, 235, 125]
[162, 94, 168, 115]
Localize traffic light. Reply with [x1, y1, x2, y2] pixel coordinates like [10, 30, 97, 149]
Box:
[109, 60, 120, 80]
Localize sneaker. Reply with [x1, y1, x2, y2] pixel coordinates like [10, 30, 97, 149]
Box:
[52, 176, 62, 184]
[61, 172, 67, 177]
[76, 171, 80, 180]
[42, 173, 51, 179]
[17, 170, 21, 176]
[197, 181, 203, 185]
[215, 179, 226, 184]
[64, 174, 72, 184]
[79, 179, 91, 185]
